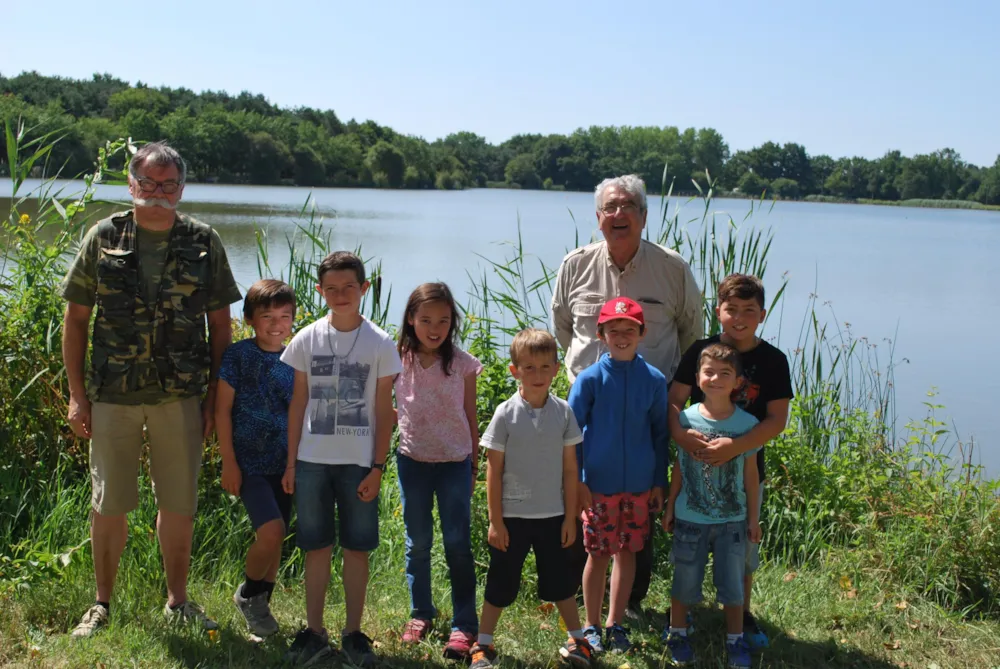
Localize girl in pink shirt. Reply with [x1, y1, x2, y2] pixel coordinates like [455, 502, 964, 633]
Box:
[395, 282, 482, 659]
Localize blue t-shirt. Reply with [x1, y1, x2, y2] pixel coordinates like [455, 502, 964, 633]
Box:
[218, 338, 295, 476]
[675, 404, 759, 524]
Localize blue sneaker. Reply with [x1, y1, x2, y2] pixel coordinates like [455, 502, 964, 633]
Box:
[582, 625, 604, 654]
[660, 608, 695, 642]
[727, 635, 752, 668]
[743, 613, 769, 650]
[604, 624, 631, 654]
[665, 632, 694, 666]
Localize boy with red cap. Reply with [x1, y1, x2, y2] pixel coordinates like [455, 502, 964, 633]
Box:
[567, 297, 669, 655]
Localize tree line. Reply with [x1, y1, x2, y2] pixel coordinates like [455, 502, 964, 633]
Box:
[2, 71, 998, 205]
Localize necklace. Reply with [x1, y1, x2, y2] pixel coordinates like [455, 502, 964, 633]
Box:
[326, 315, 363, 362]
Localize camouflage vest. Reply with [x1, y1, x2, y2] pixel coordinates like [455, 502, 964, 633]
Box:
[89, 210, 212, 399]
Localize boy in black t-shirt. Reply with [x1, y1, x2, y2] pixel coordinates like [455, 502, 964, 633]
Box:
[667, 274, 793, 651]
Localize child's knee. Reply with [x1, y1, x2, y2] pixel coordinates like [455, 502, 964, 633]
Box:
[255, 519, 285, 548]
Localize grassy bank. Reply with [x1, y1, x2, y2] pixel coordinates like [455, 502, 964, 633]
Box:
[2, 131, 999, 667]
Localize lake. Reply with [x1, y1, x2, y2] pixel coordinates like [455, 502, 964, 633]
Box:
[4, 180, 998, 474]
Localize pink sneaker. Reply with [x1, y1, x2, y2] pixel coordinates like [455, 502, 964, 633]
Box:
[443, 629, 476, 660]
[401, 618, 432, 644]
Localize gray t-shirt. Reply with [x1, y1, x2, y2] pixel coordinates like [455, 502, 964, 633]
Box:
[480, 391, 584, 519]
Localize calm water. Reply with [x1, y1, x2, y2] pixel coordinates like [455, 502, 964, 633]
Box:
[4, 181, 998, 473]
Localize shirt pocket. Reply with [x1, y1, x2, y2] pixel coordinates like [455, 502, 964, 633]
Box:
[570, 297, 604, 337]
[636, 299, 672, 347]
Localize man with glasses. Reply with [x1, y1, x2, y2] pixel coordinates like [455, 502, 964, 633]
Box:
[551, 174, 703, 625]
[61, 142, 241, 637]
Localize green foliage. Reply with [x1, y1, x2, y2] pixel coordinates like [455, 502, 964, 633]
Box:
[738, 171, 770, 197]
[770, 177, 801, 199]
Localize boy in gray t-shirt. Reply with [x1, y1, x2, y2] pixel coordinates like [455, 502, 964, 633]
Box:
[469, 329, 594, 669]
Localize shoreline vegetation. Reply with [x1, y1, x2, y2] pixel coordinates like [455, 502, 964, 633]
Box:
[2, 131, 999, 667]
[2, 70, 999, 211]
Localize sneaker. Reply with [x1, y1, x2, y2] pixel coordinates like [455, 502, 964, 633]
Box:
[624, 603, 644, 624]
[443, 629, 476, 660]
[604, 624, 631, 654]
[233, 583, 279, 637]
[727, 634, 752, 668]
[163, 600, 218, 631]
[559, 636, 594, 667]
[469, 643, 497, 669]
[660, 608, 696, 641]
[582, 625, 604, 654]
[743, 612, 769, 650]
[401, 618, 432, 644]
[71, 604, 109, 638]
[341, 630, 376, 667]
[284, 628, 333, 667]
[665, 632, 694, 665]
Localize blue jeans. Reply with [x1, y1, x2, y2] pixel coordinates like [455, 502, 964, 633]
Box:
[396, 453, 478, 634]
[295, 462, 380, 552]
[670, 518, 747, 606]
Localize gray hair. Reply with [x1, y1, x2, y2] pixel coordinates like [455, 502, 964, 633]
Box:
[594, 174, 647, 212]
[129, 141, 187, 183]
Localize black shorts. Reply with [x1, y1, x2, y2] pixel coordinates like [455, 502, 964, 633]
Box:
[240, 474, 293, 531]
[484, 516, 576, 608]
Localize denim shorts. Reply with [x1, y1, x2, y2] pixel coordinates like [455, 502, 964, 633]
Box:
[295, 461, 379, 552]
[670, 518, 747, 606]
[240, 474, 292, 531]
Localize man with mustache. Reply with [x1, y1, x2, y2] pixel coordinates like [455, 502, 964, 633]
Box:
[61, 142, 241, 637]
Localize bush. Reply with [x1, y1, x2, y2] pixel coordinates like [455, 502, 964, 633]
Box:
[770, 177, 800, 199]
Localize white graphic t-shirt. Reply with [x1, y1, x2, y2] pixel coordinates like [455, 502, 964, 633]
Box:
[281, 316, 402, 466]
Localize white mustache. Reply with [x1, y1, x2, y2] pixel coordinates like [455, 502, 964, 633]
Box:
[134, 197, 176, 209]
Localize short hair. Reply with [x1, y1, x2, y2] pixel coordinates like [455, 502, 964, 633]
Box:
[243, 279, 296, 319]
[717, 274, 765, 310]
[318, 251, 365, 285]
[129, 141, 186, 183]
[698, 342, 743, 378]
[594, 174, 648, 212]
[510, 328, 559, 367]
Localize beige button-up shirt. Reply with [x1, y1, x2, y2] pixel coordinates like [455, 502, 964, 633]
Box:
[551, 239, 704, 383]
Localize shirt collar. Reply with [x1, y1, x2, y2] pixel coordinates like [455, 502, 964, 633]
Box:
[603, 240, 644, 274]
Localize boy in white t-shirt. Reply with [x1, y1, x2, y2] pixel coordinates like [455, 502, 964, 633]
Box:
[280, 251, 402, 667]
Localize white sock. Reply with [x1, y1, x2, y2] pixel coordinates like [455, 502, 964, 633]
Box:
[669, 627, 688, 637]
[569, 629, 584, 640]
[727, 632, 743, 645]
[477, 633, 494, 646]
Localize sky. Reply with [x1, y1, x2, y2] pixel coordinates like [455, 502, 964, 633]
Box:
[3, 0, 998, 166]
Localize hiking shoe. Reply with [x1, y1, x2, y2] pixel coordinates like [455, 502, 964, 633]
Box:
[401, 618, 432, 644]
[743, 612, 769, 650]
[660, 607, 696, 640]
[727, 634, 752, 668]
[469, 643, 497, 669]
[559, 636, 594, 666]
[624, 602, 644, 624]
[665, 632, 694, 665]
[285, 628, 333, 666]
[443, 629, 476, 660]
[604, 624, 631, 653]
[234, 582, 279, 637]
[71, 603, 109, 638]
[163, 600, 218, 631]
[582, 625, 604, 654]
[341, 630, 376, 667]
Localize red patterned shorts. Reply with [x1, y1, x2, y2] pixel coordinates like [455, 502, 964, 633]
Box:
[580, 491, 651, 557]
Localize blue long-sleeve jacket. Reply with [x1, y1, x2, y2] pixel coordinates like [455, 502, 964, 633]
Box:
[568, 353, 669, 495]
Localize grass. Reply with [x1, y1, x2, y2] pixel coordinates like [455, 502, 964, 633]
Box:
[3, 127, 999, 667]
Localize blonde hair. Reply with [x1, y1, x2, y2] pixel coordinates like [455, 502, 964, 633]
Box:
[510, 328, 559, 367]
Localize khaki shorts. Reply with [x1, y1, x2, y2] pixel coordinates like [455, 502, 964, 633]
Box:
[89, 397, 204, 516]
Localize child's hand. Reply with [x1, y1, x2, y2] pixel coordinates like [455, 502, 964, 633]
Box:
[697, 437, 737, 465]
[281, 466, 295, 495]
[577, 482, 592, 514]
[748, 521, 762, 544]
[661, 504, 675, 532]
[649, 486, 664, 514]
[561, 516, 576, 548]
[357, 469, 382, 502]
[488, 521, 509, 552]
[221, 461, 242, 496]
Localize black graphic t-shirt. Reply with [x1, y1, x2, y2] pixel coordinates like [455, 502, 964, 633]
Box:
[674, 335, 794, 481]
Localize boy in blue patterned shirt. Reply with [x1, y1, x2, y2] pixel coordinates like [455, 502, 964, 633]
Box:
[215, 279, 297, 637]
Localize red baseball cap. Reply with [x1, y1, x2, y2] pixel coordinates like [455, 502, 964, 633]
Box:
[598, 297, 644, 326]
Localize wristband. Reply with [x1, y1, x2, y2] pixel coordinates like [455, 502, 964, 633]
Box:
[372, 462, 386, 472]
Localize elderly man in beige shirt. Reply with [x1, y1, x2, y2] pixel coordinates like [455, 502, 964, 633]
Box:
[551, 173, 704, 618]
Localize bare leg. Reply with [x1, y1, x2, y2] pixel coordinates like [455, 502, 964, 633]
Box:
[92, 511, 128, 603]
[724, 604, 743, 635]
[245, 520, 285, 582]
[555, 597, 583, 634]
[342, 549, 369, 634]
[605, 550, 635, 627]
[479, 601, 503, 637]
[670, 598, 689, 630]
[744, 573, 753, 614]
[582, 554, 611, 627]
[305, 547, 333, 632]
[157, 509, 194, 607]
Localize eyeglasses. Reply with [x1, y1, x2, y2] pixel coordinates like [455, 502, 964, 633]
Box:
[136, 177, 183, 195]
[599, 201, 639, 216]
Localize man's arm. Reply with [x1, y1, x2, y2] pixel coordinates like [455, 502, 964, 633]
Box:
[282, 370, 309, 494]
[63, 302, 93, 439]
[203, 307, 233, 438]
[699, 398, 791, 465]
[551, 260, 574, 352]
[676, 262, 704, 354]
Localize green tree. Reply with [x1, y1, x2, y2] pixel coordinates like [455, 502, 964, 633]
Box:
[247, 132, 292, 184]
[504, 153, 541, 189]
[366, 140, 406, 188]
[738, 171, 770, 197]
[770, 178, 800, 199]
